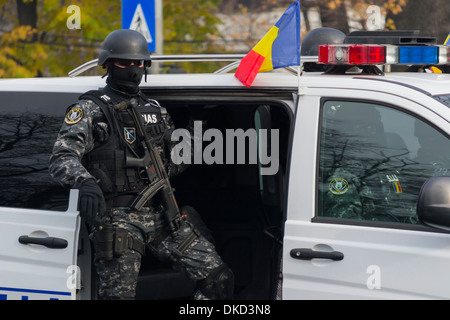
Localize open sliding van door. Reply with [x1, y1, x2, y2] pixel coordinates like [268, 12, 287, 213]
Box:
[0, 190, 81, 300]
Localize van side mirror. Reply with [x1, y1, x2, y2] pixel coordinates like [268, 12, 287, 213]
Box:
[417, 176, 450, 231]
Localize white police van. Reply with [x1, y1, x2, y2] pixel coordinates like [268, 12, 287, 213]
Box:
[2, 30, 450, 300]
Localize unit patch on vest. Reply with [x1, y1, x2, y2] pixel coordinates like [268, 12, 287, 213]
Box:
[64, 107, 83, 125]
[124, 127, 136, 144]
[386, 174, 403, 193]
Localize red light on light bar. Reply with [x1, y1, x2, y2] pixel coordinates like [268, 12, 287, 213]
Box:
[367, 46, 386, 64]
[318, 45, 386, 65]
[350, 45, 369, 64]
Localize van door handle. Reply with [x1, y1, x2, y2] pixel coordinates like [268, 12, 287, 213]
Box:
[19, 235, 68, 249]
[290, 248, 344, 261]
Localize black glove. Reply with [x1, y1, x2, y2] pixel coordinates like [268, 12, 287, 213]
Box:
[78, 179, 106, 226]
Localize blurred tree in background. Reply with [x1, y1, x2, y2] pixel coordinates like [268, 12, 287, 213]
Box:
[162, 0, 226, 73]
[215, 0, 409, 54]
[391, 0, 450, 43]
[0, 1, 121, 78]
[1, 0, 449, 78]
[0, 0, 225, 77]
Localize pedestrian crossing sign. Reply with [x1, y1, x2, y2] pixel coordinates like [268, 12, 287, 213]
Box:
[122, 0, 156, 52]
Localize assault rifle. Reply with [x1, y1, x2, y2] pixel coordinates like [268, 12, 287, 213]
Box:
[124, 98, 182, 233]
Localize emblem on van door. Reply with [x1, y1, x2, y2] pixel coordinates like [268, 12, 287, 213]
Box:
[329, 178, 349, 195]
[64, 107, 83, 125]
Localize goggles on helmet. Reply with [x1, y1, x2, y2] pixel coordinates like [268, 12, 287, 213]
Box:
[114, 59, 145, 68]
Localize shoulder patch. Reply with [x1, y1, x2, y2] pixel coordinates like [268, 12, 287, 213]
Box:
[64, 107, 83, 125]
[329, 177, 349, 195]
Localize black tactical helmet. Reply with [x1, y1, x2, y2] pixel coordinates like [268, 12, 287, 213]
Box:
[98, 29, 151, 67]
[301, 27, 346, 56]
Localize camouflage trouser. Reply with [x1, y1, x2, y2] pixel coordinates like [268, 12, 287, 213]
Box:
[92, 207, 223, 300]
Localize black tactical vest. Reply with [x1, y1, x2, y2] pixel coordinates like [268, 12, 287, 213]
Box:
[80, 89, 168, 205]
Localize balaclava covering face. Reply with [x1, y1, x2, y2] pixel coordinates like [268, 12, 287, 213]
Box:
[107, 62, 144, 94]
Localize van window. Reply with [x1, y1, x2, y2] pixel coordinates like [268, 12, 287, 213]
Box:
[318, 100, 450, 224]
[0, 92, 78, 210]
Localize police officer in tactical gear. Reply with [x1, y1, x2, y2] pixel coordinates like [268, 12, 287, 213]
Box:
[49, 29, 234, 300]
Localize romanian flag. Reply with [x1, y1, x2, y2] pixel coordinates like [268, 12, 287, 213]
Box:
[392, 181, 403, 194]
[235, 0, 301, 87]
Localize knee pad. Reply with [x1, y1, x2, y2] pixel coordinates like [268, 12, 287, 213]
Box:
[197, 264, 234, 300]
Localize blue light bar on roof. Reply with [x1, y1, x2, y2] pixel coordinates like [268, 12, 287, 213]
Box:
[398, 46, 439, 64]
[319, 44, 450, 66]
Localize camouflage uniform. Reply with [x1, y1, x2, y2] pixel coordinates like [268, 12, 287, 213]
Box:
[49, 90, 228, 300]
[322, 161, 417, 223]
